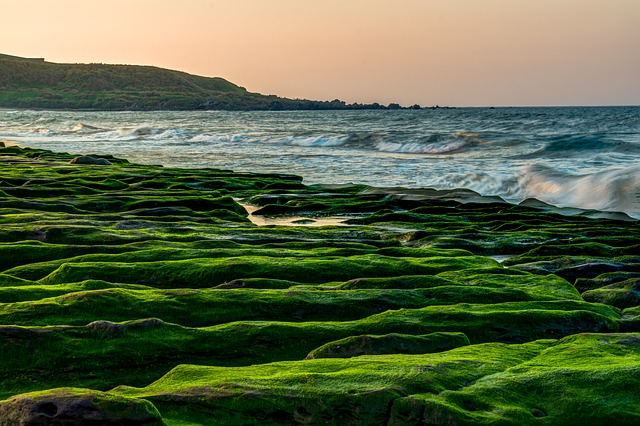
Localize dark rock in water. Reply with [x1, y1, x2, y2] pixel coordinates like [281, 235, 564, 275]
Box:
[0, 387, 165, 426]
[68, 155, 112, 165]
[291, 218, 316, 224]
[305, 332, 470, 359]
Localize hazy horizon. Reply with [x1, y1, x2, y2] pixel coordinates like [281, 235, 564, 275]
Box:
[3, 0, 639, 107]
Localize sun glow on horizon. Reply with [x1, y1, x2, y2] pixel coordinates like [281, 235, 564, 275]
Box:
[2, 0, 639, 106]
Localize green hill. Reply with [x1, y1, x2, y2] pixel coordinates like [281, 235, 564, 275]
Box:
[0, 54, 400, 111]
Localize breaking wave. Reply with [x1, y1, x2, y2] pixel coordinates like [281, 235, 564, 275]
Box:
[178, 131, 486, 155]
[517, 134, 640, 159]
[115, 126, 196, 140]
[515, 164, 640, 218]
[71, 123, 102, 132]
[375, 132, 484, 154]
[2, 106, 639, 218]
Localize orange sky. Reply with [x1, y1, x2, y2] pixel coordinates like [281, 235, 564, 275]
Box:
[2, 0, 639, 106]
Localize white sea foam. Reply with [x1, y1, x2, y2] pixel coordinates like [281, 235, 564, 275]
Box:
[376, 140, 468, 154]
[71, 123, 101, 132]
[516, 164, 640, 218]
[285, 136, 348, 147]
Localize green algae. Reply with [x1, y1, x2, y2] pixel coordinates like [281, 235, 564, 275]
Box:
[108, 334, 640, 425]
[2, 144, 640, 424]
[582, 278, 640, 309]
[0, 280, 153, 303]
[0, 301, 621, 399]
[0, 387, 165, 425]
[0, 278, 586, 326]
[411, 333, 640, 425]
[305, 332, 470, 359]
[111, 339, 553, 425]
[2, 245, 470, 281]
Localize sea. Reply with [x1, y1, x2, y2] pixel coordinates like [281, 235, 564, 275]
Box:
[1, 106, 639, 219]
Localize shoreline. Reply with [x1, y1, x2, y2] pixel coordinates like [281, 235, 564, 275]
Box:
[2, 137, 636, 221]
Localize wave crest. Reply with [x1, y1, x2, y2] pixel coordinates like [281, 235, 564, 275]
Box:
[375, 132, 483, 154]
[516, 164, 640, 217]
[71, 123, 102, 133]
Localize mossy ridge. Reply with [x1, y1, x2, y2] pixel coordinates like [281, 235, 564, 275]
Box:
[104, 334, 640, 425]
[5, 334, 640, 425]
[356, 205, 639, 259]
[582, 278, 640, 309]
[0, 273, 34, 288]
[0, 301, 621, 398]
[408, 333, 640, 425]
[620, 305, 640, 331]
[437, 268, 582, 301]
[576, 271, 640, 292]
[507, 255, 640, 285]
[3, 340, 553, 425]
[0, 194, 249, 220]
[305, 332, 471, 359]
[0, 239, 397, 276]
[1, 245, 471, 281]
[36, 254, 499, 287]
[0, 240, 143, 271]
[0, 280, 151, 303]
[0, 278, 580, 325]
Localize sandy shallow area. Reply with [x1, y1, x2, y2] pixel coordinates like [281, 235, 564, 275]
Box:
[0, 139, 22, 147]
[239, 201, 352, 227]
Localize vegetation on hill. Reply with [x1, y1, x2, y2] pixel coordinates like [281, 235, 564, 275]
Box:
[0, 54, 417, 111]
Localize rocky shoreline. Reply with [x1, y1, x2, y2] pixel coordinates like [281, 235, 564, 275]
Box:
[0, 142, 639, 425]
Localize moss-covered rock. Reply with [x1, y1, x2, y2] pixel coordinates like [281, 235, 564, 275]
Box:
[0, 387, 164, 426]
[408, 333, 640, 425]
[582, 278, 640, 309]
[103, 333, 640, 425]
[305, 332, 470, 359]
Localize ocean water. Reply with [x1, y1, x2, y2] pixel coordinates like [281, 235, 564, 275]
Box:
[1, 107, 639, 218]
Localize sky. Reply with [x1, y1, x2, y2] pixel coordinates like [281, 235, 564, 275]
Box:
[2, 0, 639, 106]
